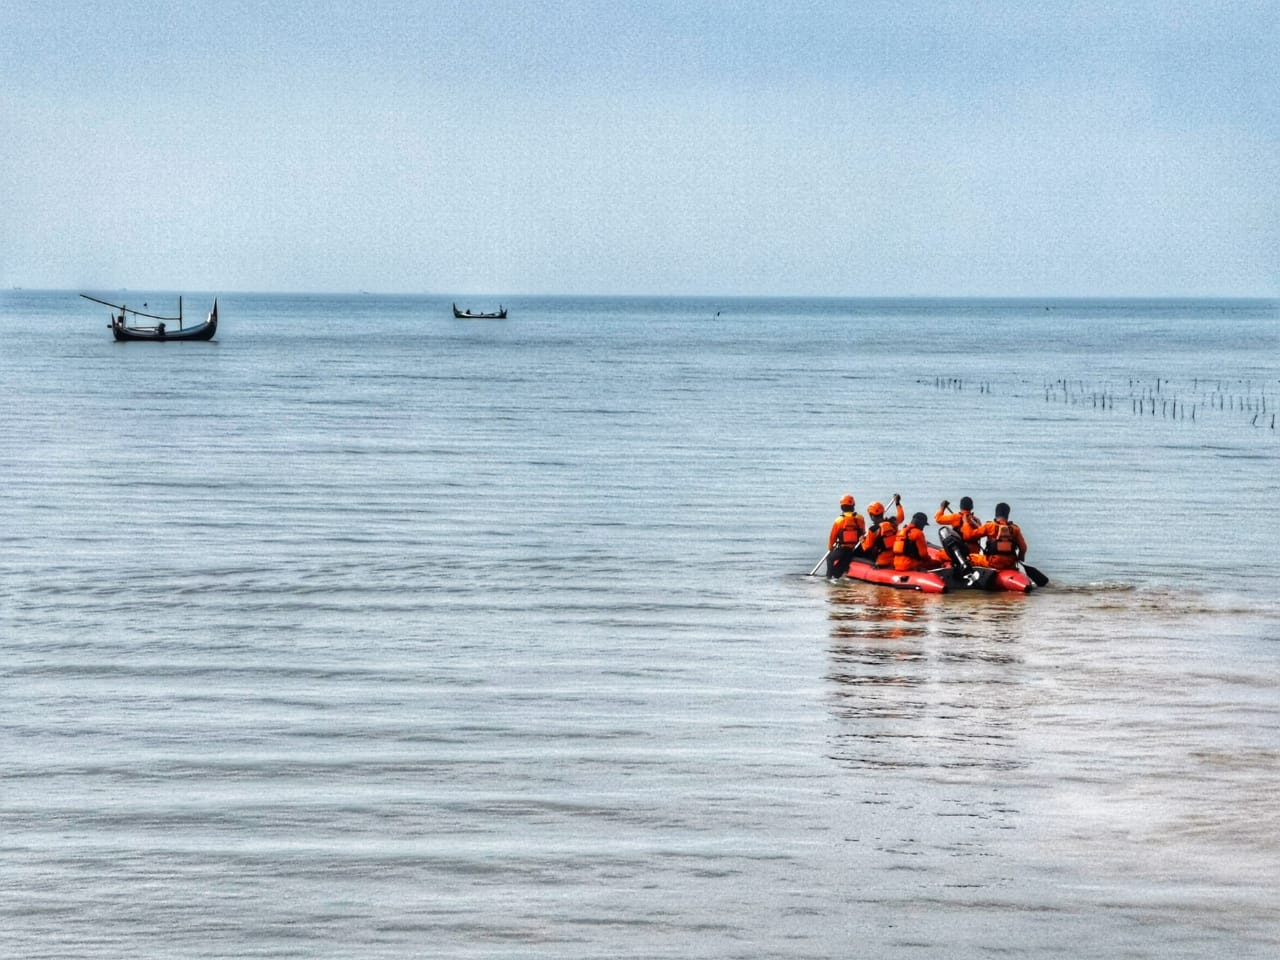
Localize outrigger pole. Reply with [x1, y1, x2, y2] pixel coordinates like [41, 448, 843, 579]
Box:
[80, 293, 183, 323]
[81, 293, 186, 330]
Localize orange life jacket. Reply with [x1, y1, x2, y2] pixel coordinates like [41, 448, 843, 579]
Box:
[862, 518, 892, 552]
[836, 512, 865, 545]
[893, 523, 926, 559]
[984, 520, 1019, 558]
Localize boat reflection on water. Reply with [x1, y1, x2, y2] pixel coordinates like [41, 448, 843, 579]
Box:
[827, 581, 1028, 645]
[824, 584, 1031, 775]
[828, 583, 934, 644]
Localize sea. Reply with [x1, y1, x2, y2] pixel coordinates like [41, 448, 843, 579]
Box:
[1, 290, 1278, 959]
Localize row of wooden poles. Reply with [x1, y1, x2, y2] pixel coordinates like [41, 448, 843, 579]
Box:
[1041, 377, 1276, 427]
[923, 377, 1277, 429]
[930, 377, 995, 394]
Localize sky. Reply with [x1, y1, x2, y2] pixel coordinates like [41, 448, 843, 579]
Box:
[2, 0, 1277, 297]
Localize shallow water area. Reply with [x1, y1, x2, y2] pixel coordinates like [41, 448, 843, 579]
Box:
[1, 292, 1278, 957]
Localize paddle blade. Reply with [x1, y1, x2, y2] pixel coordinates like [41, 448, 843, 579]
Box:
[1022, 563, 1049, 587]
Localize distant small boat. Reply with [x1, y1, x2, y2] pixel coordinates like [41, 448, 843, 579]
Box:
[82, 294, 218, 342]
[452, 302, 507, 319]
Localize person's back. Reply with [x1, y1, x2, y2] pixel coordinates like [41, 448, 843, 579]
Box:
[872, 496, 904, 567]
[936, 496, 983, 550]
[973, 502, 1027, 570]
[826, 495, 865, 577]
[828, 497, 865, 550]
[859, 501, 899, 567]
[893, 512, 933, 571]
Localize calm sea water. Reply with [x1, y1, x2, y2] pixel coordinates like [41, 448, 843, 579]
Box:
[1, 291, 1278, 958]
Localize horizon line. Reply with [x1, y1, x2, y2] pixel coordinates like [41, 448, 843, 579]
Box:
[12, 287, 1280, 303]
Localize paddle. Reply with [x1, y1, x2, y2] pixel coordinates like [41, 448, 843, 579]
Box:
[809, 549, 833, 577]
[1020, 561, 1049, 587]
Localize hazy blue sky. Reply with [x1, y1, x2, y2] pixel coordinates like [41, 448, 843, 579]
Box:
[2, 1, 1276, 296]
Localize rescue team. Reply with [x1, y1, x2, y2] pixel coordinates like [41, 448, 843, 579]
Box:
[825, 494, 1028, 580]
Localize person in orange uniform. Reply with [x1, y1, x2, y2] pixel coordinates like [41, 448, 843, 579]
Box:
[826, 494, 866, 578]
[893, 512, 935, 571]
[859, 495, 905, 567]
[935, 496, 983, 553]
[967, 502, 1028, 570]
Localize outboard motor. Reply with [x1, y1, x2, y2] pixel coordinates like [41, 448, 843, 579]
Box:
[937, 526, 997, 590]
[938, 526, 971, 571]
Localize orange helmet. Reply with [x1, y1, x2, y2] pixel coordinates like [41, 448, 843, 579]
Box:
[867, 501, 884, 516]
[840, 494, 854, 506]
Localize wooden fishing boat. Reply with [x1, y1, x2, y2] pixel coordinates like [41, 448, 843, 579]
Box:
[452, 302, 507, 319]
[82, 294, 218, 342]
